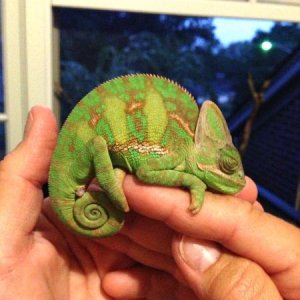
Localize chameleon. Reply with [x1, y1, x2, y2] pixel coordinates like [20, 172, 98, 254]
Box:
[48, 74, 245, 238]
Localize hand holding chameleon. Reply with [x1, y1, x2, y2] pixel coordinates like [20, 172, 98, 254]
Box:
[0, 105, 299, 299]
[49, 74, 245, 237]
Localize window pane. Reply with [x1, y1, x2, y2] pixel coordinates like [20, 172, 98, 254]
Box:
[55, 9, 298, 120]
[54, 8, 300, 221]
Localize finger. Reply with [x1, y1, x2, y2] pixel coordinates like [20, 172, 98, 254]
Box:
[103, 266, 196, 300]
[0, 106, 57, 246]
[235, 177, 263, 210]
[123, 175, 300, 298]
[172, 235, 282, 300]
[121, 212, 173, 256]
[97, 233, 183, 282]
[235, 176, 258, 203]
[88, 177, 259, 255]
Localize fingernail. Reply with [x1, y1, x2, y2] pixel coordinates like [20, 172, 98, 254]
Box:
[24, 110, 34, 138]
[179, 236, 221, 272]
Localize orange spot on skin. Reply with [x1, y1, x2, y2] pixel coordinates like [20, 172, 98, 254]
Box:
[169, 112, 194, 137]
[126, 101, 143, 114]
[69, 144, 75, 152]
[89, 110, 100, 128]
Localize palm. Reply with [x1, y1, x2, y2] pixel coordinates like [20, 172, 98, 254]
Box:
[0, 197, 133, 300]
[1, 198, 136, 300]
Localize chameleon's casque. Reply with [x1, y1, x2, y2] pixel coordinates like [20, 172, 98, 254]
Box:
[48, 74, 245, 237]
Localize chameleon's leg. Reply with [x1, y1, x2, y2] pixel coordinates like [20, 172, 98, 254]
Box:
[50, 139, 126, 238]
[90, 136, 129, 212]
[189, 182, 206, 214]
[136, 155, 206, 214]
[114, 168, 127, 186]
[71, 138, 129, 237]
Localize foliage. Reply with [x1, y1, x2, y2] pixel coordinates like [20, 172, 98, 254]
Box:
[57, 9, 220, 121]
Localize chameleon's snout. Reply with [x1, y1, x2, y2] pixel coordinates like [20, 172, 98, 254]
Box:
[238, 174, 246, 188]
[238, 170, 245, 180]
[234, 170, 247, 191]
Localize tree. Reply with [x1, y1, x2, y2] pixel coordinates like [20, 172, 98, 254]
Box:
[57, 9, 220, 122]
[57, 10, 300, 122]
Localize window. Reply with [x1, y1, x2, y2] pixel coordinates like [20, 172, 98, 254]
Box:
[2, 0, 300, 221]
[55, 9, 299, 121]
[2, 0, 300, 152]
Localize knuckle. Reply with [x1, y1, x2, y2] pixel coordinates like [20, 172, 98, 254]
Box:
[207, 259, 269, 300]
[221, 199, 263, 245]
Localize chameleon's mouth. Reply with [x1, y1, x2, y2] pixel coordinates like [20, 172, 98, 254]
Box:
[205, 170, 246, 194]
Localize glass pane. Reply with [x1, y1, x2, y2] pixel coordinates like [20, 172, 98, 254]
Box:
[54, 8, 300, 220]
[55, 9, 299, 120]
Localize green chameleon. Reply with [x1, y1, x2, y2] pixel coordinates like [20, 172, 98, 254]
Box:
[48, 74, 245, 238]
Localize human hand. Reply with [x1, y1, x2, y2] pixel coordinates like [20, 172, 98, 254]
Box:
[2, 107, 299, 300]
[0, 107, 135, 300]
[100, 176, 300, 299]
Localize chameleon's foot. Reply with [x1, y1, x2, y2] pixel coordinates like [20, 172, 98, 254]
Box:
[75, 185, 86, 197]
[112, 194, 129, 213]
[188, 191, 204, 214]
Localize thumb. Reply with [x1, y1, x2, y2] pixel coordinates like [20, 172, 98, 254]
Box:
[172, 235, 282, 300]
[0, 106, 57, 247]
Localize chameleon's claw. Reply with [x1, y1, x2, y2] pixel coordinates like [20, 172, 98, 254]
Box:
[188, 203, 202, 214]
[75, 186, 86, 197]
[189, 205, 201, 214]
[110, 192, 130, 213]
[188, 192, 204, 214]
[117, 200, 130, 213]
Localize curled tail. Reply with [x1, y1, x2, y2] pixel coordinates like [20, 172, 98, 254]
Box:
[50, 190, 124, 238]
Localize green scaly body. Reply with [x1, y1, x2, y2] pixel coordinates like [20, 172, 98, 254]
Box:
[49, 74, 245, 237]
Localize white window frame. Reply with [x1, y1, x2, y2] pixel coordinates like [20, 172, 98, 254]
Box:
[2, 0, 300, 152]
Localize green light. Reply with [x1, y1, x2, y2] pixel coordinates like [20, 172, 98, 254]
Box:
[260, 40, 273, 52]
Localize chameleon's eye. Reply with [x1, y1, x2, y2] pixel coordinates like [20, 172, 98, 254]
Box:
[219, 154, 239, 174]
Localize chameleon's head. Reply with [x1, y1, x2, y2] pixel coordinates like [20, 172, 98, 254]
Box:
[194, 100, 246, 194]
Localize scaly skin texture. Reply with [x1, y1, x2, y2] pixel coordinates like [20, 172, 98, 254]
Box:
[48, 74, 246, 238]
